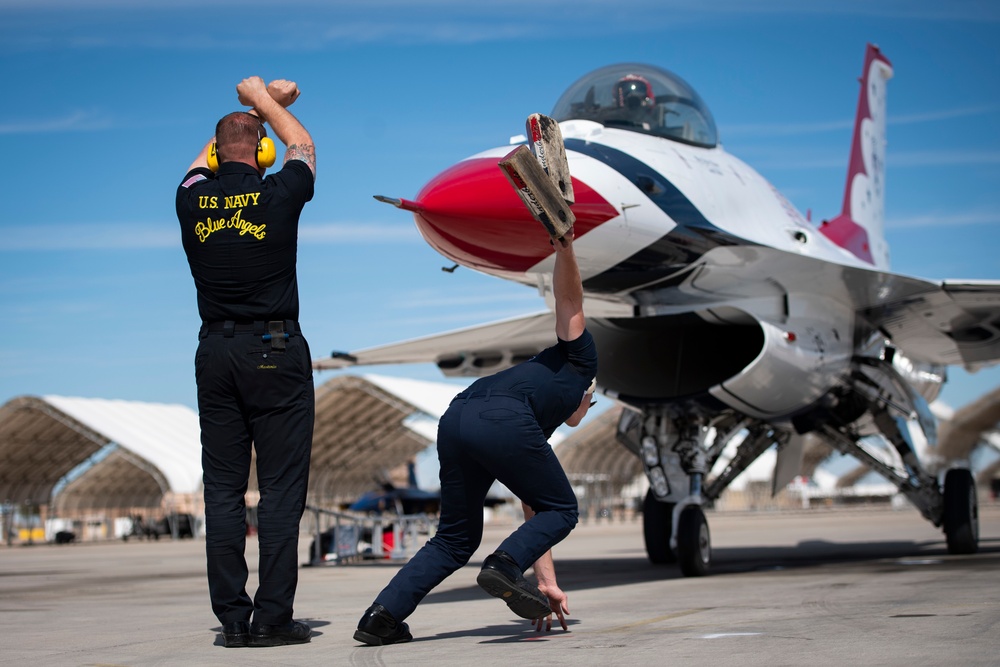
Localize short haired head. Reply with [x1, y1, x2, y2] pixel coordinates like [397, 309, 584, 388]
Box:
[214, 111, 267, 165]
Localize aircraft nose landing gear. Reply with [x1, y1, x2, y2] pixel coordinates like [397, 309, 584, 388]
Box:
[619, 409, 719, 576]
[619, 408, 781, 578]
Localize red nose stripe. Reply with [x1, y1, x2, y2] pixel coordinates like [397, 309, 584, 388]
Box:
[412, 157, 617, 273]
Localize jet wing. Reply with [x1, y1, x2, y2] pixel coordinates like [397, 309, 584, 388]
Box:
[863, 280, 1000, 370]
[313, 311, 556, 377]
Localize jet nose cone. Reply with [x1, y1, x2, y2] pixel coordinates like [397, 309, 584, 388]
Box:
[411, 154, 617, 274]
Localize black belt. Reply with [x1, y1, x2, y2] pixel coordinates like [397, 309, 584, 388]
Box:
[200, 320, 299, 349]
[453, 389, 529, 405]
[202, 320, 299, 335]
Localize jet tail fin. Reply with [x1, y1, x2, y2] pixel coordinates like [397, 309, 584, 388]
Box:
[819, 43, 894, 270]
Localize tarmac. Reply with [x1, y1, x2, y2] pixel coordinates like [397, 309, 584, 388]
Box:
[1, 504, 999, 667]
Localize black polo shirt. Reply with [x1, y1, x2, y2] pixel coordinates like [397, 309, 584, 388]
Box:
[176, 160, 314, 322]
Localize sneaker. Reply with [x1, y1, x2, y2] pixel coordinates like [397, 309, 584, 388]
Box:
[354, 603, 413, 646]
[476, 551, 551, 620]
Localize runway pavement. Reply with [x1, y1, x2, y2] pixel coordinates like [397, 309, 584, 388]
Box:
[1, 504, 998, 666]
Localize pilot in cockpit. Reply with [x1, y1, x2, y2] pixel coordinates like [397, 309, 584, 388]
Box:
[613, 74, 660, 130]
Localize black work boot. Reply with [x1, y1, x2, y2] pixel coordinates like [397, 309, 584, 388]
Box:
[476, 550, 551, 620]
[354, 603, 413, 646]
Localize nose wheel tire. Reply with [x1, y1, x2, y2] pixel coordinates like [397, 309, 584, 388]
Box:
[677, 505, 711, 577]
[942, 468, 979, 555]
[642, 489, 676, 564]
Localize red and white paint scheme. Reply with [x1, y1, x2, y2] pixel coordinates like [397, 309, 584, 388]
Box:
[321, 44, 1000, 575]
[819, 46, 894, 269]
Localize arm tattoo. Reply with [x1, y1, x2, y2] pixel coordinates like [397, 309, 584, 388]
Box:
[286, 143, 316, 177]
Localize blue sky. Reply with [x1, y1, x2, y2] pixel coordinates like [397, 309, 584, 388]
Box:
[1, 0, 998, 418]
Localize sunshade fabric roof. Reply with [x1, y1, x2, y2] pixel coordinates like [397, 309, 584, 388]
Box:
[46, 395, 203, 493]
[0, 395, 202, 506]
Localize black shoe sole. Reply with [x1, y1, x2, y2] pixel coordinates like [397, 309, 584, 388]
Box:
[476, 568, 551, 620]
[248, 635, 311, 647]
[353, 628, 413, 646]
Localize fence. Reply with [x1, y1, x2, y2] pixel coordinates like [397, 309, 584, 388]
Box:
[304, 505, 436, 565]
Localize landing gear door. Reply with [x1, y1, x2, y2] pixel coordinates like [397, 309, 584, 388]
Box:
[773, 432, 805, 495]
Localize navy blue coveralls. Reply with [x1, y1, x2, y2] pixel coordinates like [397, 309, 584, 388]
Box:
[175, 159, 315, 628]
[375, 330, 598, 622]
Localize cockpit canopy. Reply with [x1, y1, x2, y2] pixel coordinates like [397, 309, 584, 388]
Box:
[550, 63, 718, 148]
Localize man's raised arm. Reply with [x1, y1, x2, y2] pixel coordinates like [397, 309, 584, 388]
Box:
[237, 77, 316, 179]
[552, 229, 585, 342]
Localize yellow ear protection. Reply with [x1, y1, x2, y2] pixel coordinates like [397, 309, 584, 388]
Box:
[256, 134, 276, 169]
[207, 142, 220, 172]
[206, 114, 276, 172]
[252, 114, 276, 169]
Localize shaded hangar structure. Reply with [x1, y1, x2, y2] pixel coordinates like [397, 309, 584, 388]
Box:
[0, 395, 203, 514]
[0, 375, 467, 538]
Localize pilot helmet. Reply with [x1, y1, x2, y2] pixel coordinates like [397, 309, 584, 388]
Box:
[615, 74, 654, 110]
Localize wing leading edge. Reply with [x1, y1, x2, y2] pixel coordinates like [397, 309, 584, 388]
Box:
[863, 280, 1000, 369]
[314, 311, 556, 378]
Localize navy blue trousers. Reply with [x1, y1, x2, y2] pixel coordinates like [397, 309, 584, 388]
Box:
[195, 329, 314, 626]
[375, 393, 578, 622]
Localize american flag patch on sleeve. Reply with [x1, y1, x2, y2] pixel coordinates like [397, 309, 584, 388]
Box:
[181, 173, 207, 189]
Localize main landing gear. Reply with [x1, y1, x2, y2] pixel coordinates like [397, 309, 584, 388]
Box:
[618, 366, 982, 578]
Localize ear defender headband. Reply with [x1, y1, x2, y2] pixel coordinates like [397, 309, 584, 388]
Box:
[207, 115, 276, 172]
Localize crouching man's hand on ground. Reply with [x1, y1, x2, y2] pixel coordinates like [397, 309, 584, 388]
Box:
[535, 582, 569, 632]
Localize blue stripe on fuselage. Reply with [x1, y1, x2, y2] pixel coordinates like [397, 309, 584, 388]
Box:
[565, 138, 744, 294]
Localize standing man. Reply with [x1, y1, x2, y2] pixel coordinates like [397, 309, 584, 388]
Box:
[176, 77, 317, 648]
[354, 228, 597, 645]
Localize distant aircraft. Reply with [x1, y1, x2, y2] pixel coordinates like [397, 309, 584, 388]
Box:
[347, 460, 441, 515]
[316, 44, 1000, 575]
